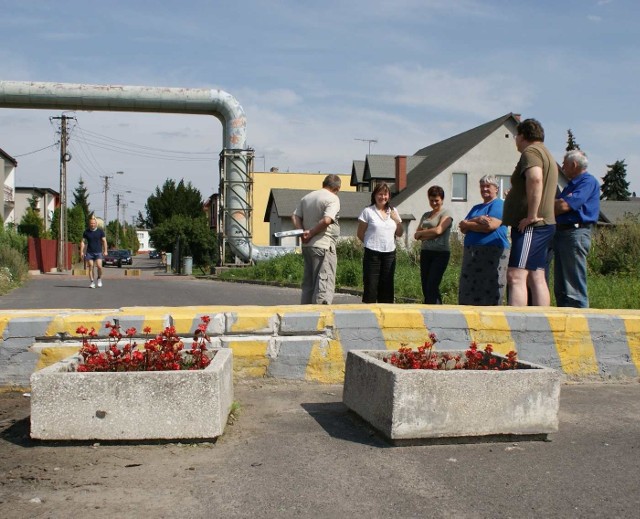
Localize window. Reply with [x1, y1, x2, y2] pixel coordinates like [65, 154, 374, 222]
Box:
[497, 175, 511, 199]
[452, 173, 467, 201]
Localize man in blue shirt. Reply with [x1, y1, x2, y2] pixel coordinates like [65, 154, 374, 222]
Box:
[553, 150, 600, 307]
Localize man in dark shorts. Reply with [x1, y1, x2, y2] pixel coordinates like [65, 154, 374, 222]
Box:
[503, 119, 558, 306]
[80, 216, 108, 289]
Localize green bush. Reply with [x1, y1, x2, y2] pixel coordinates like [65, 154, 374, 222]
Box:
[336, 237, 363, 262]
[589, 216, 640, 275]
[216, 230, 640, 308]
[0, 245, 29, 294]
[0, 226, 28, 256]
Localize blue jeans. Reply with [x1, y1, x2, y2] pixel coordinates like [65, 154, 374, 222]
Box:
[553, 227, 591, 308]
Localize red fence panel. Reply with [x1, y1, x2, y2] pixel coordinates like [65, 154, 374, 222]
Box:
[28, 238, 76, 272]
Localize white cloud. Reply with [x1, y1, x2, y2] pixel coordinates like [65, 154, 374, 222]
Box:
[374, 65, 532, 118]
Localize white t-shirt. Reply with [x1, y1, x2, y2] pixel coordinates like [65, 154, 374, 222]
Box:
[358, 205, 401, 253]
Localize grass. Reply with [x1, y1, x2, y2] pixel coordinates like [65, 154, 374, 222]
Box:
[218, 230, 640, 309]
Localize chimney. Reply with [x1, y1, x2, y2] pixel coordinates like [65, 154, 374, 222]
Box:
[395, 155, 407, 193]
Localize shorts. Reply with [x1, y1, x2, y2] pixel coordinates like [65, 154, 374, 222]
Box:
[85, 252, 103, 261]
[508, 225, 555, 271]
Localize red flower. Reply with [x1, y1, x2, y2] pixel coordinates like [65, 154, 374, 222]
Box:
[76, 326, 88, 335]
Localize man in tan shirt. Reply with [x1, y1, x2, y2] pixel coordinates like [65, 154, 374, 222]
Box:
[503, 118, 558, 306]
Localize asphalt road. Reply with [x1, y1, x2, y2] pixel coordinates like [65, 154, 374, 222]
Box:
[1, 381, 639, 518]
[0, 255, 361, 309]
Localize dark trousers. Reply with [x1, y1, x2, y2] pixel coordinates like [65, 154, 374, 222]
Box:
[362, 248, 396, 303]
[420, 249, 450, 304]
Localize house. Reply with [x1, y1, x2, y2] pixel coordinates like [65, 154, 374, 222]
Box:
[250, 171, 355, 246]
[14, 187, 59, 233]
[1, 147, 17, 226]
[264, 188, 414, 248]
[136, 228, 153, 252]
[599, 199, 640, 224]
[351, 113, 522, 239]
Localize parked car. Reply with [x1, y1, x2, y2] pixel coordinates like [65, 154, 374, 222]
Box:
[149, 250, 161, 259]
[104, 249, 133, 268]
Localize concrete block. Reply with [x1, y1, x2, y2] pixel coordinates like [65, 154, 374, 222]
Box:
[267, 337, 319, 379]
[279, 312, 322, 335]
[124, 269, 141, 276]
[343, 350, 561, 441]
[30, 348, 233, 441]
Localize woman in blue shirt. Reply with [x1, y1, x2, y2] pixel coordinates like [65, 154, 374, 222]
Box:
[458, 175, 509, 305]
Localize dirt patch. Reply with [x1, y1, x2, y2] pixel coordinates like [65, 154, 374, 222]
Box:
[0, 380, 349, 518]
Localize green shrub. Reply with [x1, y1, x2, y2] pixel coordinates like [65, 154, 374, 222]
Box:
[0, 245, 29, 294]
[336, 259, 361, 288]
[589, 216, 640, 275]
[336, 237, 363, 262]
[0, 226, 28, 256]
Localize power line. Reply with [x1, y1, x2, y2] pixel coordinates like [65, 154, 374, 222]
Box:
[13, 143, 59, 157]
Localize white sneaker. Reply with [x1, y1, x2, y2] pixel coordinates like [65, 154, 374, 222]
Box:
[97, 279, 103, 288]
[90, 281, 96, 289]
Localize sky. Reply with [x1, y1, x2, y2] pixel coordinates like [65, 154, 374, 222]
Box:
[1, 0, 638, 223]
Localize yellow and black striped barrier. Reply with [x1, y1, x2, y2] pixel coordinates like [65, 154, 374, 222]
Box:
[1, 304, 639, 388]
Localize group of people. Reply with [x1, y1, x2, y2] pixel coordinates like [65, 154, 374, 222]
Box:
[292, 118, 600, 309]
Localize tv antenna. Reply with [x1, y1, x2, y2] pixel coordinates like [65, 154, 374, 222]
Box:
[354, 138, 378, 155]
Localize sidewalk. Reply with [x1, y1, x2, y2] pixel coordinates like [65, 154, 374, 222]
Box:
[1, 380, 639, 518]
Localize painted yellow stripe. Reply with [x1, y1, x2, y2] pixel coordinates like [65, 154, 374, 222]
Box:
[375, 307, 429, 350]
[47, 311, 119, 336]
[226, 340, 269, 378]
[463, 309, 516, 355]
[157, 306, 226, 334]
[620, 315, 640, 373]
[306, 339, 345, 383]
[0, 310, 62, 339]
[228, 309, 275, 333]
[35, 346, 78, 371]
[548, 313, 599, 375]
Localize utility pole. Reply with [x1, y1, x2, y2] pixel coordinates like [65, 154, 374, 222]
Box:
[115, 193, 121, 249]
[354, 138, 378, 155]
[114, 190, 131, 249]
[51, 114, 75, 272]
[100, 170, 123, 245]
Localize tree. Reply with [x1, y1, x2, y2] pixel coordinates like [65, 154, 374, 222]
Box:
[145, 179, 204, 227]
[601, 159, 631, 201]
[51, 205, 85, 243]
[566, 129, 581, 152]
[149, 214, 218, 270]
[72, 177, 91, 226]
[17, 195, 45, 238]
[135, 210, 147, 228]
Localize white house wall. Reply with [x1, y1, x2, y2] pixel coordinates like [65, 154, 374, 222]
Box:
[2, 159, 15, 226]
[400, 123, 521, 242]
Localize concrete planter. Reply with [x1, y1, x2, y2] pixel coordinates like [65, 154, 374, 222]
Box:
[30, 348, 233, 441]
[343, 350, 561, 442]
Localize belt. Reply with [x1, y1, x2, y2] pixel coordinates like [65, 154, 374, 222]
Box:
[556, 222, 594, 231]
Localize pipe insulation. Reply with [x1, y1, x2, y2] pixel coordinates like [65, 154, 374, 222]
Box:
[0, 80, 295, 262]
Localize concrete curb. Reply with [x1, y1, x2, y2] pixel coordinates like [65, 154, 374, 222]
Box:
[1, 304, 639, 387]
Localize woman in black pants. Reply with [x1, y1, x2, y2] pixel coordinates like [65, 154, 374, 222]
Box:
[356, 183, 404, 303]
[414, 186, 453, 304]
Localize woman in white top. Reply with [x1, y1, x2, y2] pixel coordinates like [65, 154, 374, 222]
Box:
[357, 182, 404, 303]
